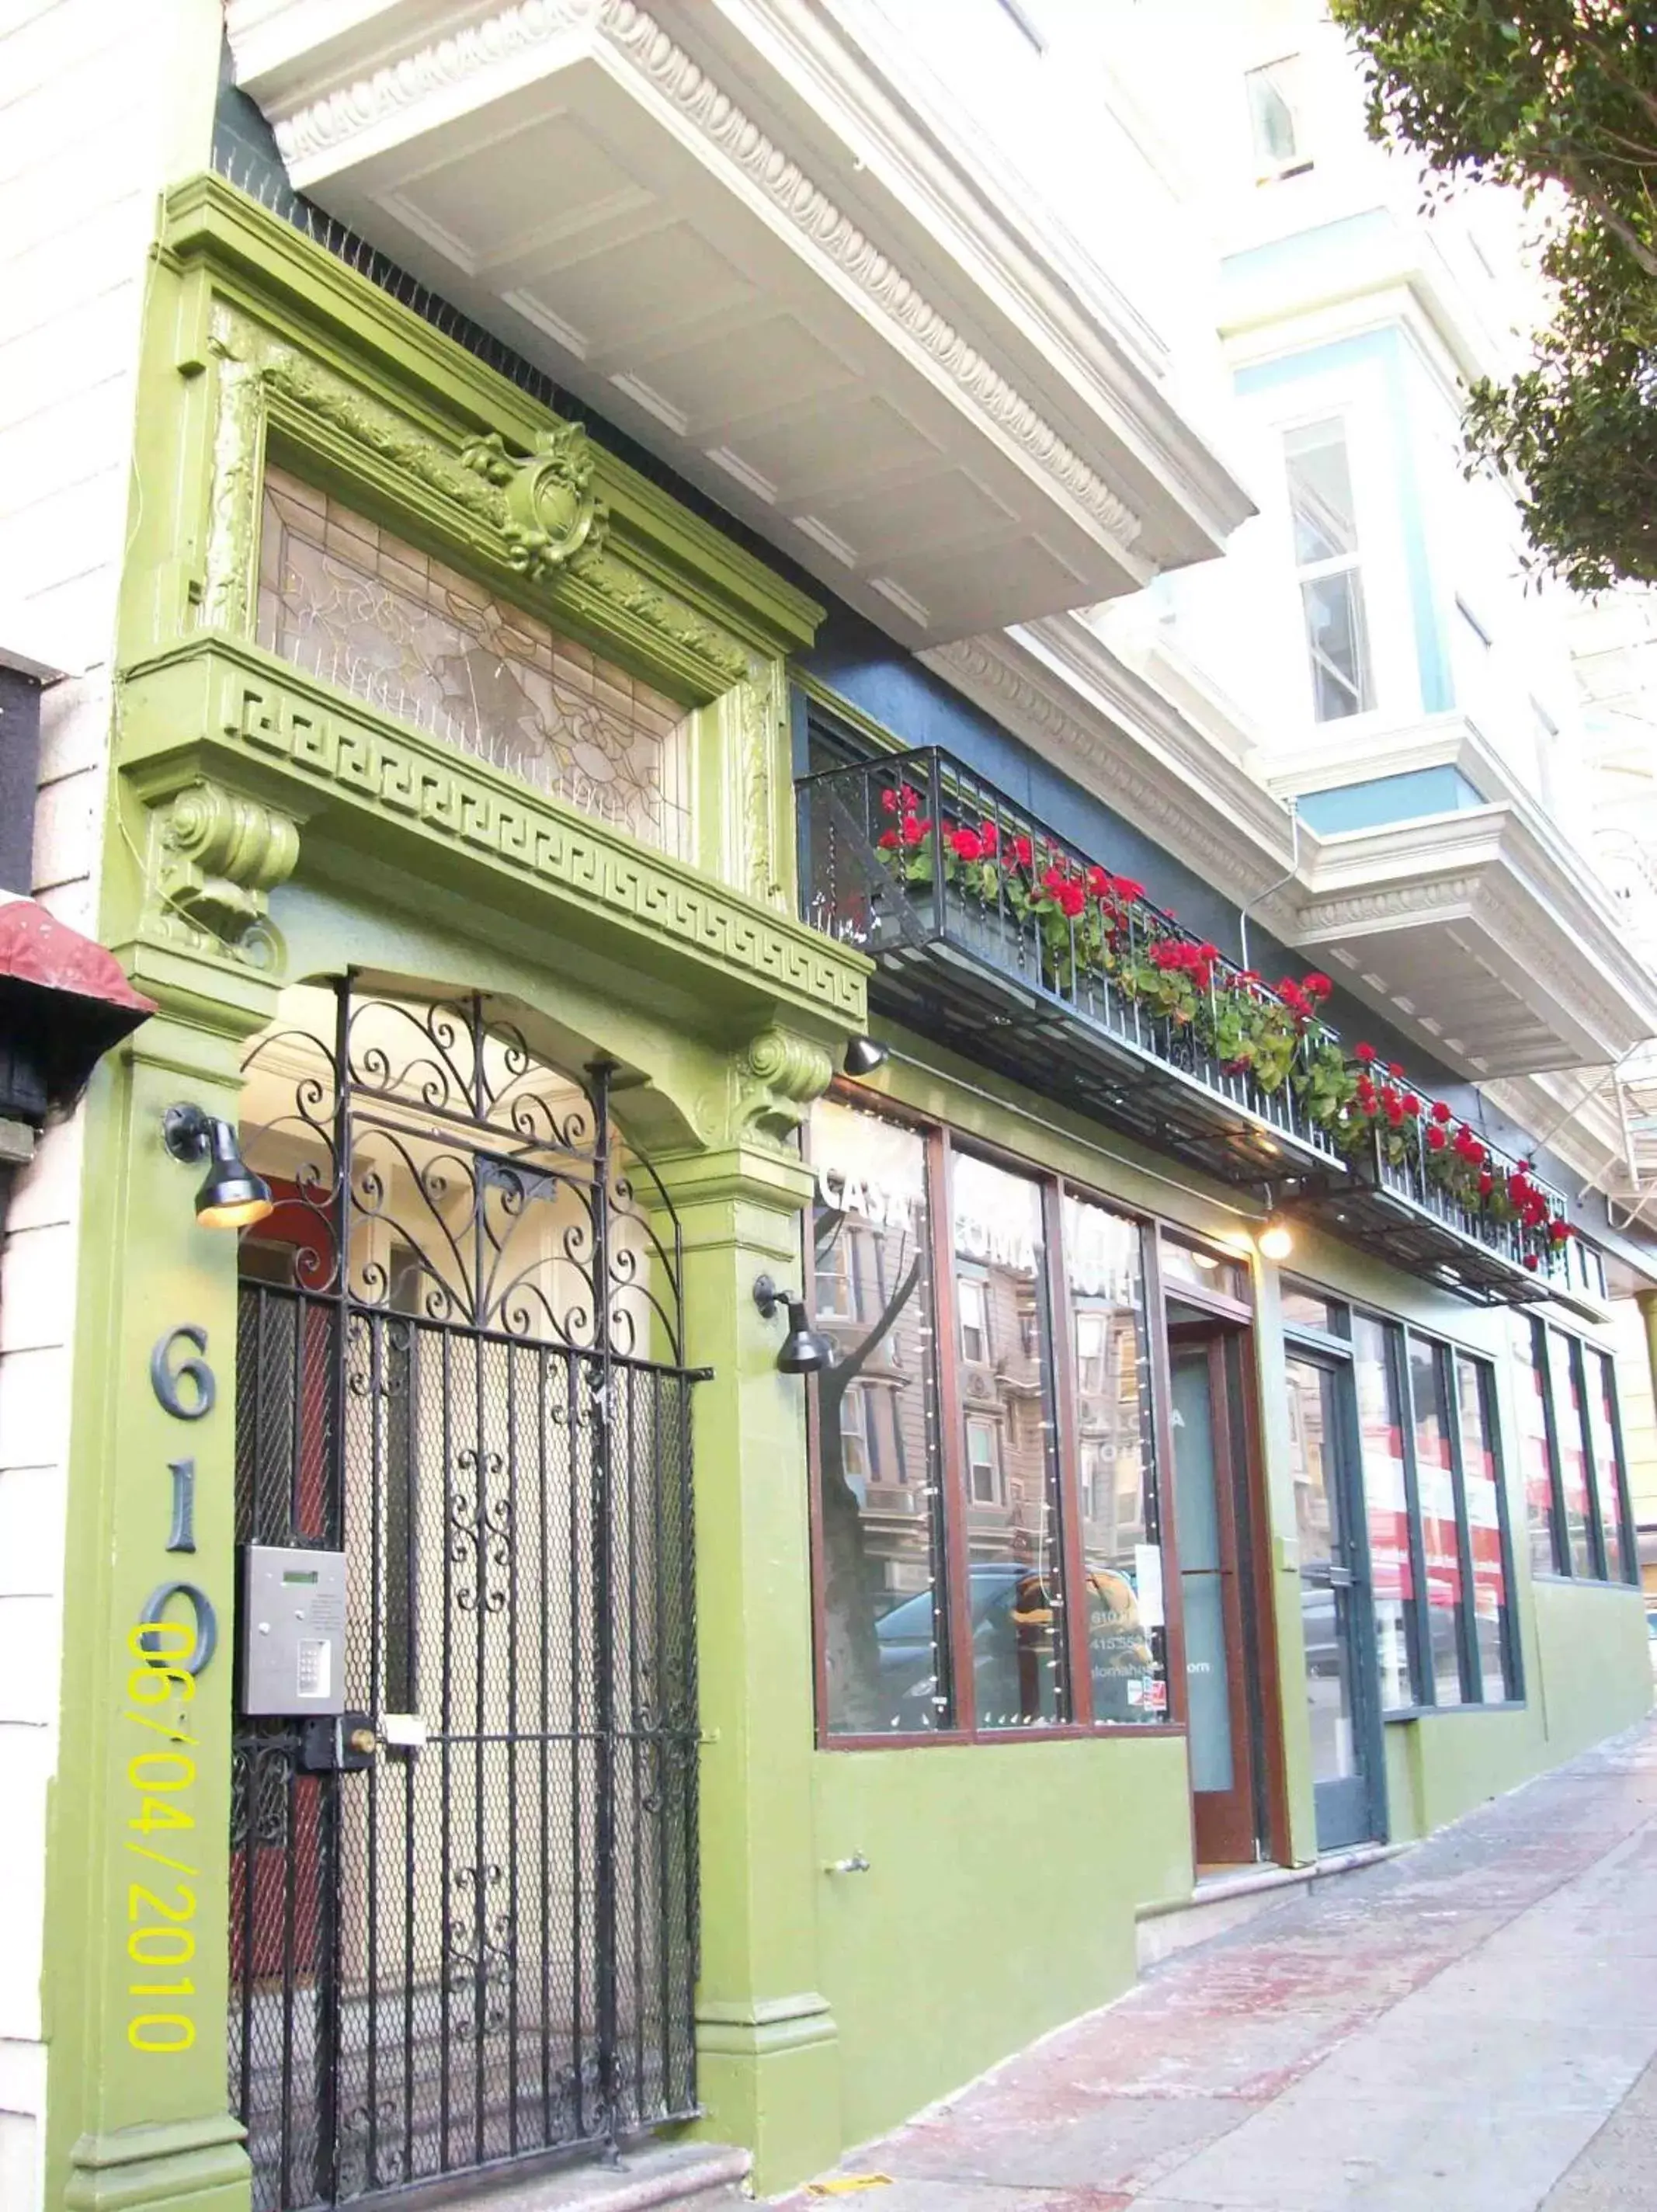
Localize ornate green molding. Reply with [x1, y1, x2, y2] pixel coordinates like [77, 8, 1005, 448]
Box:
[118, 635, 867, 1031]
[158, 176, 821, 687]
[692, 1026, 836, 1151]
[153, 777, 300, 951]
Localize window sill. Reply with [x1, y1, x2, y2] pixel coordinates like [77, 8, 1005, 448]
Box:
[1382, 1700, 1527, 1723]
[819, 1722, 1186, 1752]
[1530, 1573, 1643, 1595]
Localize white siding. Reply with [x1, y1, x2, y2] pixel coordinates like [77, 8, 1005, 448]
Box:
[0, 3, 218, 2200]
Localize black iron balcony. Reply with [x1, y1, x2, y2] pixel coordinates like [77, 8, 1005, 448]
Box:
[1289, 1113, 1572, 1307]
[796, 746, 1348, 1187]
[797, 744, 1578, 1308]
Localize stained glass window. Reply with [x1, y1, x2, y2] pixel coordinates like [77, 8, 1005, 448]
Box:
[258, 468, 694, 859]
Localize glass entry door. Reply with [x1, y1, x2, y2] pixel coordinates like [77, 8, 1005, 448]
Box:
[1287, 1353, 1381, 1852]
[1170, 1338, 1261, 1866]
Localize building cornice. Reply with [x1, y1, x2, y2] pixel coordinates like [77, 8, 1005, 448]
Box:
[227, 0, 1254, 627]
[921, 617, 1301, 917]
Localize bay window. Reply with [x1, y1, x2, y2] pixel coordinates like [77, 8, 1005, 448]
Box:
[807, 1096, 1169, 1741]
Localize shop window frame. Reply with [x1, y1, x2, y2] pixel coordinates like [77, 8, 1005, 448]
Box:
[804, 1087, 1188, 1748]
[1285, 1278, 1525, 1718]
[1525, 1316, 1640, 1590]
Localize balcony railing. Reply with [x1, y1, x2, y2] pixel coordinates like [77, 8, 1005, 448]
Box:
[797, 743, 1576, 1308]
[1297, 1122, 1570, 1307]
[797, 746, 1347, 1186]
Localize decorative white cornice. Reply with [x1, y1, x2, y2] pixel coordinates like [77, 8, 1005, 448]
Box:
[250, 0, 1145, 551]
[922, 623, 1301, 921]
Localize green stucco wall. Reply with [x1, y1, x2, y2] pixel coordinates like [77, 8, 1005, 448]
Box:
[811, 1735, 1192, 2148]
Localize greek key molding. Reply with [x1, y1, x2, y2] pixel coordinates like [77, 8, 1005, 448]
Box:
[201, 301, 749, 691]
[263, 0, 1141, 551]
[123, 641, 867, 1025]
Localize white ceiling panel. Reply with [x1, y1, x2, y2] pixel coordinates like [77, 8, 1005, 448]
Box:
[228, 2, 1254, 643]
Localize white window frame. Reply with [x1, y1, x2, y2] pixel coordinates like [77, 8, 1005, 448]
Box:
[1285, 415, 1376, 724]
[959, 1275, 990, 1365]
[966, 1415, 1002, 1505]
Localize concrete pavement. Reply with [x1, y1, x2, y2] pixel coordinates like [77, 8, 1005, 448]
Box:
[773, 1719, 1657, 2211]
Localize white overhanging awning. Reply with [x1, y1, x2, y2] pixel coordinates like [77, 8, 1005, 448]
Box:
[224, 0, 1252, 647]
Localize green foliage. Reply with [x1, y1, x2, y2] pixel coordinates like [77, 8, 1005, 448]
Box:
[1329, 0, 1657, 589]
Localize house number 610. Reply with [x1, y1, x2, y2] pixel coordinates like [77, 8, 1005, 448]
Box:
[141, 1327, 218, 1675]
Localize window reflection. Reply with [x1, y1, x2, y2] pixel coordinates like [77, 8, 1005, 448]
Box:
[1548, 1330, 1598, 1577]
[951, 1153, 1068, 1729]
[1409, 1338, 1464, 1706]
[1512, 1318, 1560, 1576]
[809, 1101, 947, 1735]
[1353, 1315, 1416, 1709]
[1586, 1351, 1631, 1584]
[1455, 1355, 1514, 1699]
[1064, 1197, 1165, 1722]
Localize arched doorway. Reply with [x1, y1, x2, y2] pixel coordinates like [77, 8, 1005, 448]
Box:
[228, 979, 701, 2207]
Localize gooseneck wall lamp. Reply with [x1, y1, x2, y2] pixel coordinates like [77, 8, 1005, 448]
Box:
[753, 1274, 834, 1376]
[163, 1104, 275, 1231]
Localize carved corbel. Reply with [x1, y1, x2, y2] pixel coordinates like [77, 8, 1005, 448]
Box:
[731, 1026, 835, 1148]
[460, 422, 609, 579]
[152, 779, 301, 954]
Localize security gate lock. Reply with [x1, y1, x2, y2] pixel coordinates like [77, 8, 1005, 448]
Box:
[300, 1713, 377, 1773]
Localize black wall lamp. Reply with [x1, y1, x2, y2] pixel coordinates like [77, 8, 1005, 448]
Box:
[842, 1035, 889, 1076]
[163, 1104, 274, 1231]
[753, 1273, 834, 1375]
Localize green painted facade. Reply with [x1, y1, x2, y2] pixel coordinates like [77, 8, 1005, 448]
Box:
[39, 165, 1652, 2212]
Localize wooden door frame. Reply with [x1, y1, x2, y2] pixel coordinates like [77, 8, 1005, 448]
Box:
[1165, 1303, 1291, 1869]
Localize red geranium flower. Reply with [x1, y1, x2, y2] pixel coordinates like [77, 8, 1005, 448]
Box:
[1426, 1125, 1448, 1152]
[948, 826, 984, 863]
[1354, 1042, 1377, 1065]
[1086, 866, 1110, 899]
[1114, 878, 1145, 904]
[1388, 1062, 1405, 1078]
[1431, 1100, 1453, 1124]
[979, 819, 1000, 850]
[881, 788, 899, 814]
[1304, 972, 1333, 998]
[901, 813, 929, 847]
[1478, 1170, 1495, 1197]
[1011, 835, 1033, 869]
[1523, 1254, 1540, 1271]
[877, 828, 900, 850]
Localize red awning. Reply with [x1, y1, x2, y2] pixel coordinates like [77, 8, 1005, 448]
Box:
[0, 894, 155, 1014]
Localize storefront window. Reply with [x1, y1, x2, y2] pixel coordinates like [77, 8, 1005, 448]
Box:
[1548, 1329, 1598, 1578]
[1512, 1319, 1561, 1577]
[809, 1099, 947, 1736]
[951, 1152, 1068, 1729]
[1409, 1337, 1465, 1706]
[1455, 1355, 1516, 1699]
[1353, 1313, 1418, 1709]
[1063, 1195, 1164, 1723]
[1281, 1284, 1343, 1336]
[1162, 1236, 1248, 1303]
[1585, 1349, 1634, 1586]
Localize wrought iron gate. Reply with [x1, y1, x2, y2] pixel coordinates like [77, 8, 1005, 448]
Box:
[228, 983, 702, 2210]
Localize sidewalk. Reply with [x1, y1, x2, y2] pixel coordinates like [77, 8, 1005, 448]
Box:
[773, 1719, 1657, 2211]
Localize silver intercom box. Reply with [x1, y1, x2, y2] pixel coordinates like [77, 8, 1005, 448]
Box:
[241, 1544, 348, 1716]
